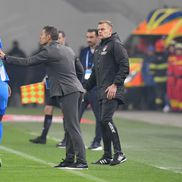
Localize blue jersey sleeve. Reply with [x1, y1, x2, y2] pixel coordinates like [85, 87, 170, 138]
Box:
[0, 60, 9, 82]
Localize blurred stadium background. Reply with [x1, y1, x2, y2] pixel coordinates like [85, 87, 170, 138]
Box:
[1, 0, 182, 109]
[0, 1, 182, 182]
[0, 0, 181, 54]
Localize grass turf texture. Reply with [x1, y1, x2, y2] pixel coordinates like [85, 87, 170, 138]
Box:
[0, 107, 182, 182]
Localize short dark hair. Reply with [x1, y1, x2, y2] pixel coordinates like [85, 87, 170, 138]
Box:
[87, 29, 98, 36]
[58, 30, 66, 38]
[43, 26, 58, 40]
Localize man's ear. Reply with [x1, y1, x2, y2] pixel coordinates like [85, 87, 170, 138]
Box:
[47, 34, 52, 41]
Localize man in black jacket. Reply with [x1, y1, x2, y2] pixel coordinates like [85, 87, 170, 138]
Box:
[0, 26, 88, 169]
[85, 20, 129, 166]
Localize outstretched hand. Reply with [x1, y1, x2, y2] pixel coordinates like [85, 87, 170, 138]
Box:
[0, 50, 6, 59]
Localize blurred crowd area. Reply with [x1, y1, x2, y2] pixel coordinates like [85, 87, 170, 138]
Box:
[4, 41, 46, 107]
[124, 36, 182, 112]
[4, 38, 182, 113]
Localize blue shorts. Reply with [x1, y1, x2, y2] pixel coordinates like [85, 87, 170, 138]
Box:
[0, 81, 8, 115]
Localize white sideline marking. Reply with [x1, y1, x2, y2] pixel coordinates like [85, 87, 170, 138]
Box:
[154, 165, 182, 174]
[0, 145, 108, 182]
[0, 145, 55, 166]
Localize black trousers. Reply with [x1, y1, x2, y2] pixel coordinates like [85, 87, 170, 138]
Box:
[55, 92, 86, 163]
[99, 99, 123, 158]
[79, 87, 102, 143]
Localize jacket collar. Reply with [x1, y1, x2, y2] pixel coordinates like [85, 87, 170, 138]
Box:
[49, 40, 59, 46]
[100, 32, 120, 45]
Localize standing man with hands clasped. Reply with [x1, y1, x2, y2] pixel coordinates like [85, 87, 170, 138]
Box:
[0, 26, 88, 169]
[85, 20, 129, 166]
[79, 29, 102, 150]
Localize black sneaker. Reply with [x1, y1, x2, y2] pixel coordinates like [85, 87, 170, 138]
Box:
[0, 158, 2, 168]
[54, 158, 74, 168]
[110, 154, 127, 166]
[56, 139, 66, 148]
[29, 136, 46, 144]
[92, 156, 112, 165]
[65, 162, 88, 170]
[88, 141, 102, 151]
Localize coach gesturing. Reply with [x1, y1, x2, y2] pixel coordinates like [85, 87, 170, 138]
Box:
[0, 26, 88, 169]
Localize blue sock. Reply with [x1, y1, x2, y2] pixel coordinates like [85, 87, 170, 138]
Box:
[0, 122, 2, 143]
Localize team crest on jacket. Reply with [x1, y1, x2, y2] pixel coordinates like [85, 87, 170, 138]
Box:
[103, 46, 108, 51]
[101, 46, 108, 55]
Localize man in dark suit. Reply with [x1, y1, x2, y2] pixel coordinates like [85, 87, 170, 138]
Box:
[0, 26, 88, 169]
[79, 29, 102, 150]
[29, 30, 84, 146]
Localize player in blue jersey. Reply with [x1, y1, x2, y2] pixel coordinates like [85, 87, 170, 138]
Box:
[0, 40, 10, 167]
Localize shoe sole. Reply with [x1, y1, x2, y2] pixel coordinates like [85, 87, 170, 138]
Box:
[91, 146, 103, 151]
[64, 167, 88, 170]
[55, 166, 88, 170]
[56, 146, 66, 148]
[54, 166, 71, 169]
[29, 141, 46, 144]
[92, 162, 110, 165]
[110, 157, 127, 166]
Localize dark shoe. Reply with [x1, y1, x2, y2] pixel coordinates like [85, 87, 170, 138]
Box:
[54, 158, 74, 168]
[0, 158, 2, 168]
[110, 153, 127, 166]
[88, 141, 102, 151]
[92, 156, 112, 165]
[65, 162, 88, 170]
[29, 136, 46, 144]
[56, 139, 66, 148]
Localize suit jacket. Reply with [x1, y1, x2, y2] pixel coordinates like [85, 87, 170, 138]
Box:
[5, 41, 85, 97]
[79, 47, 94, 83]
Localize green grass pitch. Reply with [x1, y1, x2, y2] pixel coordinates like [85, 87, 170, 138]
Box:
[0, 107, 182, 182]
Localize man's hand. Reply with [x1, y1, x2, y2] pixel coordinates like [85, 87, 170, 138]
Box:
[0, 50, 6, 59]
[105, 84, 117, 100]
[42, 76, 48, 84]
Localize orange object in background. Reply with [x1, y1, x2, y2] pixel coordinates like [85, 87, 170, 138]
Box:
[124, 58, 144, 87]
[20, 82, 45, 104]
[132, 8, 182, 46]
[125, 8, 182, 88]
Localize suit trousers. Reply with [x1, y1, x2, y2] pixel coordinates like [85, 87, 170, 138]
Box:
[79, 87, 102, 143]
[55, 92, 86, 163]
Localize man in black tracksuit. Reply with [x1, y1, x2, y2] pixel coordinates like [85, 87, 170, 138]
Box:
[85, 20, 129, 166]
